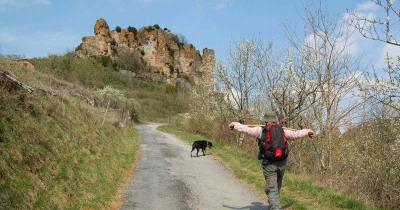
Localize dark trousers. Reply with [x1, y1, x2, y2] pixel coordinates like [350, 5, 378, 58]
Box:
[262, 158, 287, 210]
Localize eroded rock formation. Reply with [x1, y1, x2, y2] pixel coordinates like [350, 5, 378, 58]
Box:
[77, 19, 215, 86]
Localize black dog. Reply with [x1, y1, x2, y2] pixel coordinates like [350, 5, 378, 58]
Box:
[191, 140, 213, 157]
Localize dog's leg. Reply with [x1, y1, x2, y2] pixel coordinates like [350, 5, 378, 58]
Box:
[191, 147, 195, 157]
[196, 148, 199, 157]
[202, 148, 206, 156]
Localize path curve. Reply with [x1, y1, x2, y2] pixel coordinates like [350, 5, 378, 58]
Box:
[120, 123, 267, 210]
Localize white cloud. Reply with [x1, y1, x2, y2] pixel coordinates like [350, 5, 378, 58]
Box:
[0, 0, 51, 7]
[376, 43, 400, 68]
[356, 1, 380, 12]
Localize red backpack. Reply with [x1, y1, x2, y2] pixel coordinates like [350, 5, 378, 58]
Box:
[259, 123, 289, 161]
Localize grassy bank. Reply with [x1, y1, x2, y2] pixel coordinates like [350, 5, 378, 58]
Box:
[30, 55, 189, 122]
[158, 124, 385, 210]
[0, 88, 140, 209]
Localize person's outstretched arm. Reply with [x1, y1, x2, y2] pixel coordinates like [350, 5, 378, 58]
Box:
[229, 122, 262, 138]
[284, 128, 314, 140]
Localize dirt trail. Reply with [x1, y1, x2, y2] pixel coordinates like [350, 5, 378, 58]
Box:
[120, 123, 267, 210]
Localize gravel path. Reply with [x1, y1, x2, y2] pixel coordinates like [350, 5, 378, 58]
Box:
[120, 123, 268, 210]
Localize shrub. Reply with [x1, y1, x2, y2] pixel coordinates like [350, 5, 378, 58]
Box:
[94, 85, 125, 108]
[127, 26, 137, 33]
[163, 27, 169, 31]
[113, 49, 149, 73]
[75, 43, 83, 51]
[95, 55, 113, 68]
[145, 26, 155, 32]
[153, 24, 160, 29]
[165, 84, 178, 94]
[31, 55, 118, 88]
[115, 26, 122, 32]
[171, 33, 188, 47]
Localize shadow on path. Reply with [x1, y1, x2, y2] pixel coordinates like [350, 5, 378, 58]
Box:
[223, 202, 269, 210]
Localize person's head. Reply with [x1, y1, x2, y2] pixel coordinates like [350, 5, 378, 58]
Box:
[261, 112, 278, 124]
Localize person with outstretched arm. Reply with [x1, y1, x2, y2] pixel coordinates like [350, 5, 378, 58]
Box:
[229, 114, 314, 210]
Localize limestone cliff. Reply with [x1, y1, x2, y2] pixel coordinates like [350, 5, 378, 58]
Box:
[77, 19, 215, 86]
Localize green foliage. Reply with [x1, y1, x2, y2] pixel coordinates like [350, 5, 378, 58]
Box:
[110, 39, 117, 46]
[75, 43, 83, 51]
[127, 26, 137, 33]
[113, 49, 148, 73]
[32, 54, 118, 88]
[153, 24, 160, 29]
[94, 85, 125, 108]
[144, 26, 155, 32]
[95, 55, 114, 68]
[115, 26, 122, 32]
[170, 33, 187, 47]
[165, 84, 177, 94]
[0, 88, 140, 209]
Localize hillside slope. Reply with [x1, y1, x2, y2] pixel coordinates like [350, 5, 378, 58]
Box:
[0, 57, 144, 209]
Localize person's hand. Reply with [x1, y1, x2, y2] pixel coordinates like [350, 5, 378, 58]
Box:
[229, 122, 236, 130]
[308, 130, 315, 138]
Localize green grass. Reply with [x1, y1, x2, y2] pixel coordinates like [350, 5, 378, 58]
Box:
[158, 125, 386, 210]
[0, 88, 140, 209]
[27, 55, 189, 121]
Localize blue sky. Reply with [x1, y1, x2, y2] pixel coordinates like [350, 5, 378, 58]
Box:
[0, 0, 397, 66]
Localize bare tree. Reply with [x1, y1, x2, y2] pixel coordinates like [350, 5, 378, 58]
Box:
[256, 46, 319, 127]
[216, 39, 261, 120]
[350, 0, 399, 46]
[286, 8, 363, 171]
[350, 0, 400, 112]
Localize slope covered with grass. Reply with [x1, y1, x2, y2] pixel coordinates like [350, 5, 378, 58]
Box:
[31, 54, 189, 122]
[0, 56, 144, 209]
[0, 87, 140, 209]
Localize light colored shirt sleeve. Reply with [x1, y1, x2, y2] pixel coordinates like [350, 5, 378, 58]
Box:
[284, 128, 313, 140]
[232, 122, 312, 140]
[232, 122, 262, 138]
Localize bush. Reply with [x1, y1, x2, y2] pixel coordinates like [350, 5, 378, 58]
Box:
[165, 84, 177, 94]
[95, 55, 114, 68]
[171, 33, 188, 47]
[145, 26, 155, 32]
[113, 49, 149, 73]
[127, 26, 137, 33]
[115, 26, 122, 32]
[153, 24, 160, 29]
[31, 55, 118, 88]
[75, 43, 83, 51]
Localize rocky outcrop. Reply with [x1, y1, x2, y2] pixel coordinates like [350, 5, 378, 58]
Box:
[77, 19, 215, 86]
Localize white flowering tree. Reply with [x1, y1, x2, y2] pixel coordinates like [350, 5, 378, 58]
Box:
[351, 0, 400, 112]
[95, 85, 127, 125]
[256, 47, 319, 127]
[283, 8, 364, 171]
[216, 39, 261, 120]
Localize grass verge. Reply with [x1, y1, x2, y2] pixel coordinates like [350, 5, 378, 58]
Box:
[158, 124, 384, 210]
[0, 88, 140, 210]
